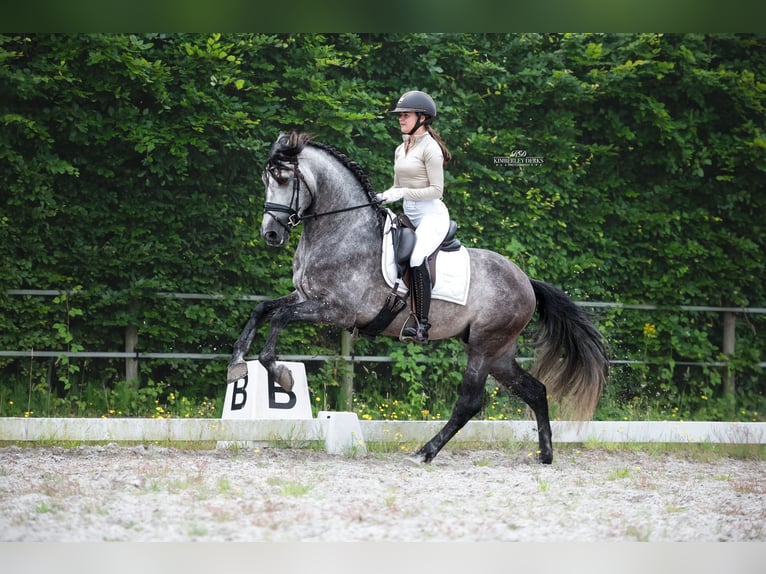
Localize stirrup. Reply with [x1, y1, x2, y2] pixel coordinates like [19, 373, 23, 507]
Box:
[401, 315, 430, 343]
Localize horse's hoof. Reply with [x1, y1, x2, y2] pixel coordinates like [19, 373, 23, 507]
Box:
[403, 453, 427, 467]
[226, 362, 248, 384]
[274, 365, 294, 392]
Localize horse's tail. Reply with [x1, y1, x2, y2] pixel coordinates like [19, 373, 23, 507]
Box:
[528, 279, 609, 420]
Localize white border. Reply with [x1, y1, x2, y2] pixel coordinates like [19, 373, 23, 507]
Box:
[1, 417, 763, 444]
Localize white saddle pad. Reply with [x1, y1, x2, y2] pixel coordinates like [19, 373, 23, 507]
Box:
[381, 211, 471, 306]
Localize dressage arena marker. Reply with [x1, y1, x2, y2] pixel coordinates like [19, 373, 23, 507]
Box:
[0, 419, 763, 447]
[218, 360, 312, 449]
[217, 360, 367, 454]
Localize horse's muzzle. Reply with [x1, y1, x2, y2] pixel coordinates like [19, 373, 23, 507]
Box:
[262, 228, 288, 247]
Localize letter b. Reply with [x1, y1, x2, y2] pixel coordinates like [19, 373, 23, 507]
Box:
[268, 380, 297, 410]
[230, 377, 248, 411]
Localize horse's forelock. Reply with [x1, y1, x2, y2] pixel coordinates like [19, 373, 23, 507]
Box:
[268, 131, 313, 169]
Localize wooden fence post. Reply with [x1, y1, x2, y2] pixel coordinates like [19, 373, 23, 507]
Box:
[125, 325, 139, 387]
[338, 330, 354, 411]
[722, 311, 736, 414]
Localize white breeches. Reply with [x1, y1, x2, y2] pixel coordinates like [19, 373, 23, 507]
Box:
[404, 198, 450, 267]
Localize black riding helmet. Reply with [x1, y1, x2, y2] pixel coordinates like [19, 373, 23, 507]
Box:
[391, 90, 437, 135]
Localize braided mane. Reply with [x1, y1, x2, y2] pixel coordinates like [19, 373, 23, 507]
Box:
[266, 131, 386, 231]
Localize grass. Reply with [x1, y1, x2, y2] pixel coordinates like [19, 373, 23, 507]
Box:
[625, 524, 651, 542]
[436, 440, 766, 462]
[563, 441, 766, 461]
[731, 479, 766, 495]
[1, 438, 764, 461]
[266, 477, 315, 497]
[665, 504, 686, 513]
[187, 524, 208, 537]
[607, 467, 632, 480]
[34, 501, 51, 514]
[216, 477, 233, 494]
[280, 481, 314, 497]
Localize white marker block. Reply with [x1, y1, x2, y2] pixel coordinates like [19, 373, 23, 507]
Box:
[318, 411, 366, 456]
[218, 360, 312, 448]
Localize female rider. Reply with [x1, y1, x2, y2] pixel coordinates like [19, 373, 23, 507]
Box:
[376, 90, 452, 343]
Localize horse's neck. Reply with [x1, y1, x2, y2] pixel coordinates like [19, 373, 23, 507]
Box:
[295, 166, 382, 271]
[306, 158, 382, 255]
[299, 208, 382, 260]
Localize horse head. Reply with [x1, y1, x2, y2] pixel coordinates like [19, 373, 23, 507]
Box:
[260, 132, 317, 247]
[259, 131, 385, 248]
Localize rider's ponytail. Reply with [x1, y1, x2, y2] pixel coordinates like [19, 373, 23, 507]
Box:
[426, 126, 452, 165]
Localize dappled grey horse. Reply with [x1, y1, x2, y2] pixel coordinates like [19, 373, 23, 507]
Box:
[228, 131, 608, 464]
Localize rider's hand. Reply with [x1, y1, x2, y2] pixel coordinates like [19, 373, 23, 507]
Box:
[375, 187, 405, 204]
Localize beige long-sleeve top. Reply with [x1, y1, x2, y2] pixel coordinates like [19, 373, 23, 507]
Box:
[392, 132, 445, 202]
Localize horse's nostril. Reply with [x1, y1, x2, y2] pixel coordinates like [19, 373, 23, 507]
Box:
[263, 230, 283, 245]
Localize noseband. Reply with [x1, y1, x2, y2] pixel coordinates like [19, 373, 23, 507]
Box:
[262, 158, 382, 231]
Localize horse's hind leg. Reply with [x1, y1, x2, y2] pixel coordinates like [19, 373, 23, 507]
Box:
[408, 353, 491, 465]
[490, 354, 553, 464]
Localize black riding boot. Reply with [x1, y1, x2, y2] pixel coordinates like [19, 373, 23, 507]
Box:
[402, 261, 432, 343]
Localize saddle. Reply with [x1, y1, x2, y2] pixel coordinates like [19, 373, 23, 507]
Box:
[392, 214, 462, 288]
[356, 214, 461, 337]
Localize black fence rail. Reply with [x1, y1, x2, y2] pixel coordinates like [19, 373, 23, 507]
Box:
[3, 290, 765, 402]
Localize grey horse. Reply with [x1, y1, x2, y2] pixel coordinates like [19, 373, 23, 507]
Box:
[228, 131, 608, 465]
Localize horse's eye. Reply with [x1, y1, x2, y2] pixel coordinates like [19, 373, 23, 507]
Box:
[265, 166, 289, 185]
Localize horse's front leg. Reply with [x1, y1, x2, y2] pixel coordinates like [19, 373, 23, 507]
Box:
[227, 292, 301, 384]
[256, 298, 328, 392]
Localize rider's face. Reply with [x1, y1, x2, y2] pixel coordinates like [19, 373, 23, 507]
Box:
[398, 112, 419, 134]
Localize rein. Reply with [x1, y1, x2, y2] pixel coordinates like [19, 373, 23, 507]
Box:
[263, 160, 381, 230]
[300, 201, 382, 223]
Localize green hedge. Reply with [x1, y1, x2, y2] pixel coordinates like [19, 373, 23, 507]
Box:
[1, 33, 764, 421]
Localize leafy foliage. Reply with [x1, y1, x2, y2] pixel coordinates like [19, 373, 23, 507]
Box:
[1, 33, 764, 421]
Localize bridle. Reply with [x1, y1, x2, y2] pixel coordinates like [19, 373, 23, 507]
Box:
[262, 160, 311, 230]
[262, 158, 381, 231]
